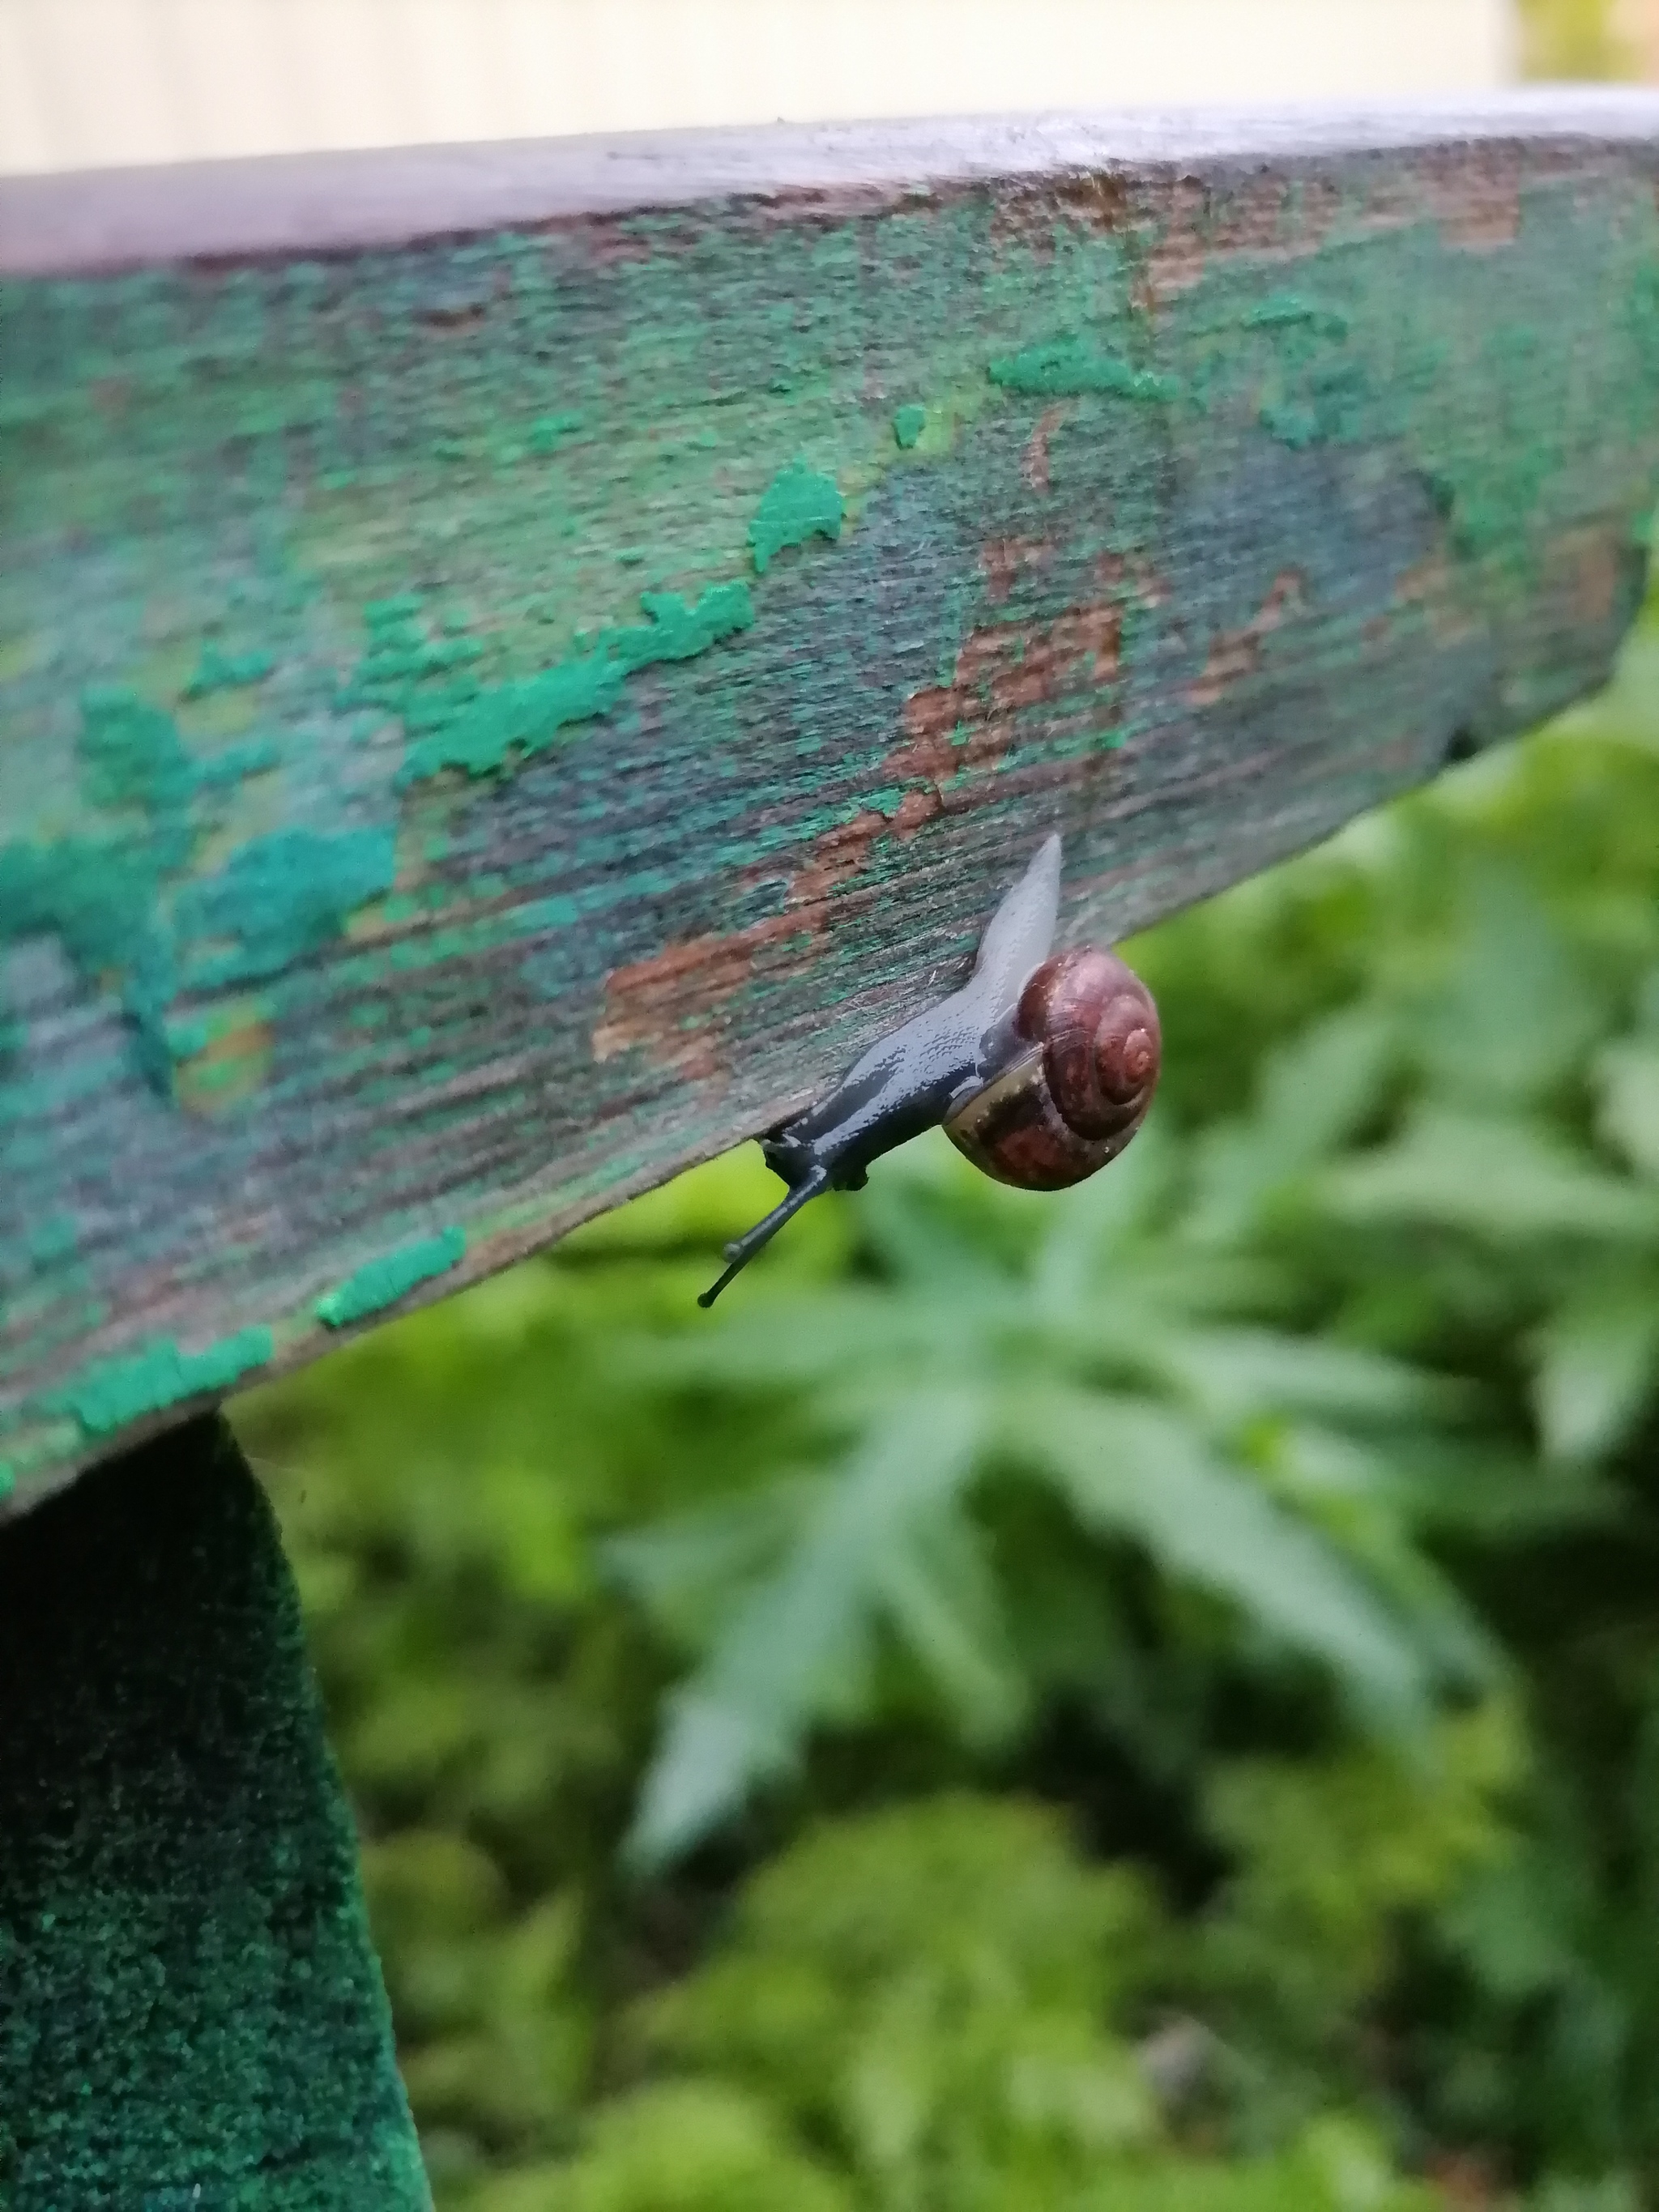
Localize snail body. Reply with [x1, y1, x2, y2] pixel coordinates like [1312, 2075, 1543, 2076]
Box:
[699, 833, 1160, 1307]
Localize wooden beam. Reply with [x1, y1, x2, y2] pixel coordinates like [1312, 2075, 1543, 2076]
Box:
[2, 99, 1657, 1511]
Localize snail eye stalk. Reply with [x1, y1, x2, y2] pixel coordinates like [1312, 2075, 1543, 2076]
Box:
[697, 1166, 831, 1308]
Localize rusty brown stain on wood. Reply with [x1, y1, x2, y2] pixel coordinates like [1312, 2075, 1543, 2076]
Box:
[981, 536, 1055, 603]
[594, 592, 1128, 1076]
[990, 169, 1135, 259]
[591, 810, 893, 1076]
[1392, 550, 1499, 654]
[893, 600, 1124, 779]
[1022, 403, 1069, 492]
[1347, 146, 1536, 252]
[1094, 549, 1171, 609]
[1188, 571, 1307, 710]
[593, 927, 775, 1078]
[1555, 525, 1631, 626]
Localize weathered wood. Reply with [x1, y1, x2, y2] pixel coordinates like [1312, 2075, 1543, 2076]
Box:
[2, 99, 1658, 1511]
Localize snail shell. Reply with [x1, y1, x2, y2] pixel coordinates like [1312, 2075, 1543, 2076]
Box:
[944, 946, 1161, 1190]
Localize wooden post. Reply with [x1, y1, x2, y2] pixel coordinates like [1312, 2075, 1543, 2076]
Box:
[0, 1415, 429, 2206]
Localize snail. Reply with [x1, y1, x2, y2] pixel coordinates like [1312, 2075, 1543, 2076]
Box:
[699, 833, 1161, 1307]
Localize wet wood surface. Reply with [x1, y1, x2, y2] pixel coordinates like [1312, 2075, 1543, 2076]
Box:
[3, 96, 1658, 1511]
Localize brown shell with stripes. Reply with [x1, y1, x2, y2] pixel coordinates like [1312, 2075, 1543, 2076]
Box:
[943, 946, 1161, 1189]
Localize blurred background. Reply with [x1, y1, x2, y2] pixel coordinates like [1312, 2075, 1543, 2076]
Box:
[12, 0, 1659, 2205]
[7, 0, 1657, 172]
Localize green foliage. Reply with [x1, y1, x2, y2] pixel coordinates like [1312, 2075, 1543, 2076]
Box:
[638, 1797, 1159, 2199]
[237, 592, 1659, 2207]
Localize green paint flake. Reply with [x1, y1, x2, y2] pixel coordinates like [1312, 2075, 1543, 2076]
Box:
[0, 691, 300, 1093]
[398, 653, 624, 783]
[27, 1213, 79, 1265]
[182, 645, 275, 699]
[365, 594, 422, 626]
[893, 405, 928, 450]
[396, 585, 753, 785]
[528, 411, 583, 454]
[49, 1327, 275, 1436]
[165, 1015, 212, 1059]
[0, 837, 178, 1090]
[987, 339, 1183, 403]
[177, 827, 397, 987]
[1261, 403, 1322, 450]
[748, 460, 845, 573]
[195, 735, 281, 787]
[608, 583, 755, 671]
[1245, 295, 1351, 340]
[79, 687, 196, 842]
[0, 1462, 13, 1501]
[348, 609, 484, 700]
[315, 1227, 467, 1328]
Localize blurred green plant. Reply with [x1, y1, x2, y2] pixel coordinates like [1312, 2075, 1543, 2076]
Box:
[237, 593, 1659, 2207]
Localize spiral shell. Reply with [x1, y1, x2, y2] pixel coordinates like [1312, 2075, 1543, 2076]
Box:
[943, 947, 1161, 1190]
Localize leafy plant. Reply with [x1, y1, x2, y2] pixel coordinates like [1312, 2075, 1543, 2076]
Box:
[607, 1125, 1488, 1868]
[520, 1796, 1441, 2212]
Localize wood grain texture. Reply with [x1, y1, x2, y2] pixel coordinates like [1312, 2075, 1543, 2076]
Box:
[2, 102, 1658, 1512]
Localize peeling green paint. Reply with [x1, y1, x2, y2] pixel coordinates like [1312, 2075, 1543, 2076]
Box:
[394, 585, 754, 784]
[27, 1213, 79, 1266]
[0, 690, 299, 1090]
[79, 688, 196, 842]
[182, 646, 275, 699]
[175, 828, 398, 987]
[1262, 403, 1322, 450]
[0, 1461, 13, 1501]
[349, 600, 485, 701]
[748, 460, 846, 573]
[1245, 294, 1352, 340]
[395, 654, 614, 779]
[194, 736, 282, 787]
[608, 585, 757, 672]
[528, 411, 583, 454]
[0, 837, 178, 1090]
[48, 1328, 275, 1436]
[987, 339, 1183, 403]
[893, 405, 928, 450]
[315, 1228, 467, 1328]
